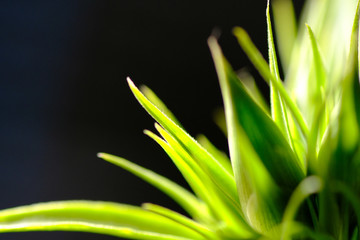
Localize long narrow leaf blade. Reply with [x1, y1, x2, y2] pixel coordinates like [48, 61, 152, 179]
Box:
[142, 203, 220, 240]
[98, 153, 204, 219]
[140, 85, 183, 127]
[267, 2, 297, 158]
[306, 24, 326, 100]
[127, 78, 238, 210]
[271, 0, 297, 73]
[338, 0, 360, 152]
[143, 129, 218, 221]
[237, 70, 270, 115]
[146, 126, 255, 238]
[0, 201, 206, 240]
[233, 27, 309, 138]
[196, 134, 233, 175]
[209, 37, 304, 190]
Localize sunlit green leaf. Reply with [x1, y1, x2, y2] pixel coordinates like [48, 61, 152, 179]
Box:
[140, 85, 183, 128]
[267, 2, 297, 159]
[127, 78, 239, 215]
[147, 125, 255, 238]
[196, 134, 232, 175]
[237, 70, 270, 115]
[98, 153, 205, 220]
[209, 37, 304, 191]
[305, 24, 328, 173]
[233, 27, 309, 139]
[0, 201, 205, 240]
[142, 203, 220, 240]
[337, 0, 360, 153]
[271, 0, 297, 73]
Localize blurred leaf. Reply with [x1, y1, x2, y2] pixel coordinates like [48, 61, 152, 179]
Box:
[271, 0, 297, 73]
[142, 203, 219, 240]
[213, 108, 227, 135]
[281, 176, 323, 240]
[338, 0, 360, 153]
[332, 181, 360, 230]
[351, 227, 359, 240]
[237, 70, 270, 115]
[267, 2, 298, 163]
[316, 130, 341, 236]
[306, 24, 326, 102]
[305, 24, 328, 172]
[0, 201, 205, 240]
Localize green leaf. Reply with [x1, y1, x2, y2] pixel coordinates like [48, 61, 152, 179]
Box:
[208, 37, 305, 191]
[317, 0, 360, 189]
[316, 133, 341, 236]
[338, 0, 360, 153]
[98, 153, 205, 220]
[143, 129, 218, 222]
[351, 227, 358, 240]
[306, 101, 326, 174]
[140, 85, 183, 128]
[145, 126, 255, 238]
[233, 27, 309, 138]
[196, 134, 233, 175]
[281, 176, 323, 240]
[127, 78, 239, 216]
[305, 24, 328, 172]
[144, 128, 211, 201]
[332, 181, 360, 233]
[271, 0, 297, 73]
[276, 221, 333, 240]
[234, 125, 283, 235]
[0, 201, 206, 240]
[267, 1, 297, 157]
[237, 70, 270, 115]
[142, 203, 220, 240]
[306, 24, 326, 102]
[213, 108, 227, 135]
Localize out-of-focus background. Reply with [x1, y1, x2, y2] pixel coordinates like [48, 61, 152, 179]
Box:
[0, 1, 304, 239]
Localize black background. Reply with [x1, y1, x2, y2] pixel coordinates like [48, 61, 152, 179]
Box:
[0, 1, 304, 239]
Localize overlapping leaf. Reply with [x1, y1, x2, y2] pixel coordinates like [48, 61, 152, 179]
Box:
[98, 153, 207, 221]
[0, 201, 206, 240]
[145, 125, 255, 238]
[267, 2, 298, 164]
[127, 79, 239, 214]
[209, 37, 304, 192]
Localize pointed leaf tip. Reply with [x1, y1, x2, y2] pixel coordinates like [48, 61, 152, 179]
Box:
[143, 129, 152, 136]
[207, 36, 221, 57]
[127, 77, 135, 87]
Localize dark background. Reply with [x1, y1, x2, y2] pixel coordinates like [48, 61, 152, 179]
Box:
[0, 1, 303, 239]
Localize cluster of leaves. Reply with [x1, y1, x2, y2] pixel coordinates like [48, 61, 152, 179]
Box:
[1, 0, 360, 239]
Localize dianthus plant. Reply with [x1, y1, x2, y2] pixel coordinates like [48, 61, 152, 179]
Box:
[1, 0, 360, 239]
